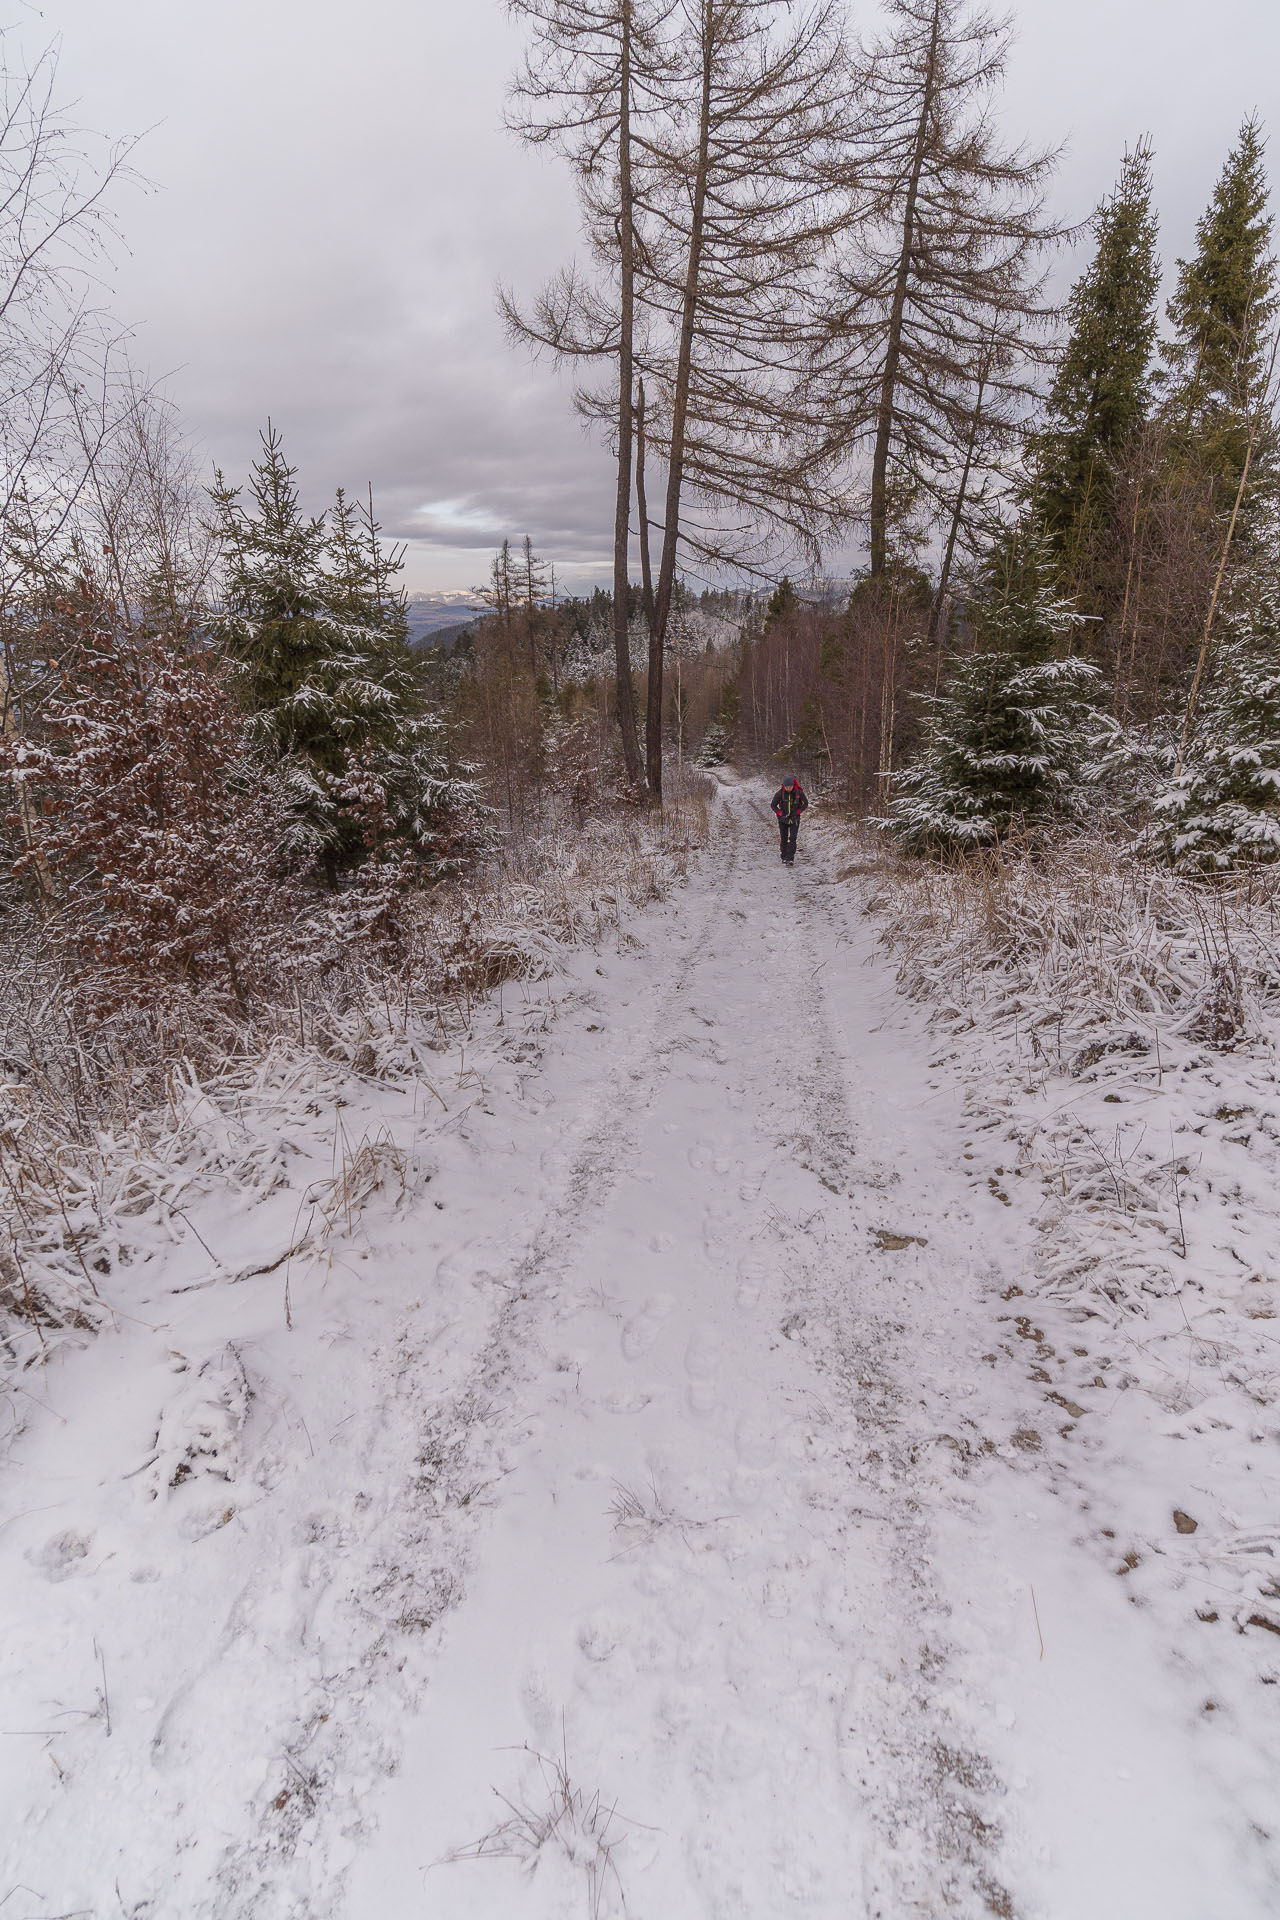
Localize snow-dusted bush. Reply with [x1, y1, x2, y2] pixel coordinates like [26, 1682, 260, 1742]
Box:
[0, 771, 714, 1392]
[1, 611, 287, 1015]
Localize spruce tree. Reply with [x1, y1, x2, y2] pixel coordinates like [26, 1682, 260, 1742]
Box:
[1159, 117, 1277, 508]
[764, 578, 799, 629]
[1034, 144, 1161, 569]
[212, 427, 472, 883]
[888, 532, 1100, 846]
[1155, 548, 1280, 868]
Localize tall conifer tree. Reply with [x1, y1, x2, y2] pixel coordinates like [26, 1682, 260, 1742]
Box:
[888, 532, 1098, 846]
[1033, 143, 1160, 569]
[826, 0, 1061, 580]
[1159, 117, 1277, 507]
[1155, 517, 1280, 869]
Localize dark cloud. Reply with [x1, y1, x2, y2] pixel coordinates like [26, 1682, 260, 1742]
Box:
[37, 0, 1280, 592]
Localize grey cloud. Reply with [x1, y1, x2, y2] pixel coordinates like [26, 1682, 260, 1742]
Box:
[37, 0, 1280, 592]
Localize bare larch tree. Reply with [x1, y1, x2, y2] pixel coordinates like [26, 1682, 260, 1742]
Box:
[821, 0, 1061, 579]
[503, 0, 675, 790]
[630, 0, 854, 797]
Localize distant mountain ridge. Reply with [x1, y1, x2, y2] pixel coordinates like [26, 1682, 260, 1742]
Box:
[404, 592, 486, 649]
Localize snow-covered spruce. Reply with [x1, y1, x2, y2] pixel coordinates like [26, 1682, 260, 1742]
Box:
[888, 535, 1101, 848]
[889, 651, 1102, 847]
[1155, 574, 1280, 869]
[694, 716, 731, 767]
[211, 427, 482, 885]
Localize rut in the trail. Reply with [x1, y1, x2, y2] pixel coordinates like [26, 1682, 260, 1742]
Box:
[743, 786, 1018, 1918]
[345, 778, 1019, 1920]
[209, 803, 750, 1913]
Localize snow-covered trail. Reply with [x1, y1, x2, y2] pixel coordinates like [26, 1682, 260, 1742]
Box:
[346, 777, 1259, 1920]
[4, 776, 1274, 1920]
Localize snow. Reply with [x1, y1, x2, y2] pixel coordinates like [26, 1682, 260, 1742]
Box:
[3, 775, 1278, 1917]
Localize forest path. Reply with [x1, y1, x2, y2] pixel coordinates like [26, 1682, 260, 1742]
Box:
[346, 776, 1239, 1920]
[3, 778, 1264, 1920]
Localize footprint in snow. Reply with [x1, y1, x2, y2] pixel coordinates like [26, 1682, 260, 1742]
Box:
[736, 1248, 770, 1308]
[28, 1529, 93, 1582]
[577, 1609, 626, 1663]
[685, 1326, 720, 1380]
[702, 1202, 739, 1257]
[685, 1327, 721, 1416]
[621, 1294, 674, 1361]
[734, 1409, 778, 1468]
[519, 1663, 556, 1740]
[600, 1386, 658, 1414]
[761, 1574, 792, 1620]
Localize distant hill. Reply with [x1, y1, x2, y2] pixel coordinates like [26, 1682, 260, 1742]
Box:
[404, 592, 486, 650]
[414, 618, 484, 654]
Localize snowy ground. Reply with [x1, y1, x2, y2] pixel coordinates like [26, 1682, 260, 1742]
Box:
[3, 775, 1278, 1918]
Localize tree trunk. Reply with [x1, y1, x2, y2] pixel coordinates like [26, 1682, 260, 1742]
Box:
[648, 0, 715, 801]
[613, 0, 646, 790]
[1, 633, 56, 907]
[869, 0, 942, 578]
[928, 348, 989, 676]
[1176, 429, 1257, 774]
[636, 377, 657, 633]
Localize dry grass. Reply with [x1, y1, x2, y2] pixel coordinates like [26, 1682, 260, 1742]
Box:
[0, 779, 714, 1405]
[874, 833, 1280, 1054]
[444, 1737, 635, 1920]
[864, 828, 1280, 1327]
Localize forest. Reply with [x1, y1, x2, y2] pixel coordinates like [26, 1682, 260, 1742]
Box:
[4, 6, 1280, 1916]
[3, 3, 1277, 1035]
[1, 0, 1276, 1330]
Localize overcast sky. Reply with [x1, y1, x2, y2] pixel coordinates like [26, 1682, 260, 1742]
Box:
[26, 0, 1280, 594]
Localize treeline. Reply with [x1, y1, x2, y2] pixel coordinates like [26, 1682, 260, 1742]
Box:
[1, 418, 491, 1014]
[507, 1, 1280, 865]
[441, 535, 738, 833]
[730, 122, 1280, 862]
[504, 0, 1063, 800]
[0, 390, 737, 1018]
[0, 26, 736, 1027]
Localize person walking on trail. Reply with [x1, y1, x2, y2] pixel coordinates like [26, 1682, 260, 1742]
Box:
[771, 774, 808, 865]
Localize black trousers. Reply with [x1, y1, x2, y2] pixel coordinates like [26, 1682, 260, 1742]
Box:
[778, 816, 799, 860]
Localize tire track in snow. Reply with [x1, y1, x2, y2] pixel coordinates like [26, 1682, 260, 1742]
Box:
[678, 783, 1015, 1916]
[775, 818, 1018, 1918]
[207, 799, 750, 1916]
[346, 776, 1020, 1919]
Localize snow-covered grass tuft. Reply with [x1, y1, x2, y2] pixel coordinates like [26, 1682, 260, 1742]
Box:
[876, 834, 1280, 1053]
[445, 1738, 634, 1919]
[607, 1471, 676, 1546]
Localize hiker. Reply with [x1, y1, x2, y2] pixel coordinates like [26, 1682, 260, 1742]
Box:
[771, 774, 808, 865]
